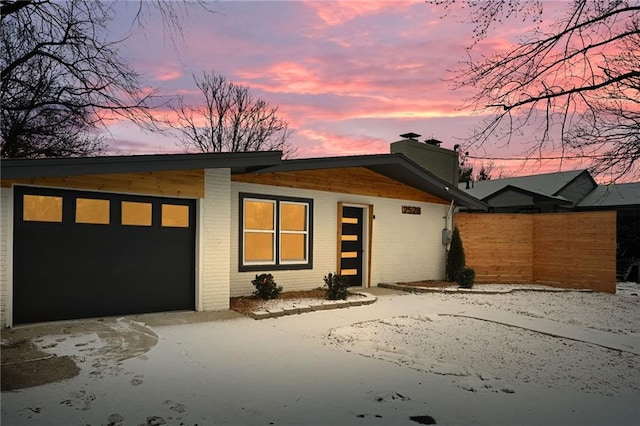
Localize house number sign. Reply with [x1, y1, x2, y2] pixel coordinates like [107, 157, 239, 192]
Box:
[402, 206, 421, 215]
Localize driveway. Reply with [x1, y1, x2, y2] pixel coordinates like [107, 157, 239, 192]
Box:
[1, 288, 639, 426]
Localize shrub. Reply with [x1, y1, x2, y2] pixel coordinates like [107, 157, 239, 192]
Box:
[445, 227, 466, 281]
[323, 272, 349, 300]
[251, 273, 282, 300]
[455, 267, 475, 289]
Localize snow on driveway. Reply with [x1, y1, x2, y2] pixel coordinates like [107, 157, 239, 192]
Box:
[2, 286, 639, 426]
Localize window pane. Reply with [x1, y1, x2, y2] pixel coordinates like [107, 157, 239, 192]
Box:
[76, 198, 110, 224]
[245, 200, 274, 230]
[341, 251, 358, 258]
[23, 195, 62, 222]
[162, 204, 189, 228]
[245, 232, 274, 262]
[122, 201, 152, 226]
[281, 233, 306, 261]
[281, 203, 306, 231]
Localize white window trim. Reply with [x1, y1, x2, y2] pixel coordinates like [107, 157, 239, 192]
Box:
[242, 198, 276, 266]
[279, 201, 309, 265]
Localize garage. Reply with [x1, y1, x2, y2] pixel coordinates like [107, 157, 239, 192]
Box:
[13, 185, 196, 324]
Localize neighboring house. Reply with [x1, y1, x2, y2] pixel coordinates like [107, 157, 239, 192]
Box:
[459, 170, 640, 282]
[0, 151, 486, 327]
[459, 170, 597, 213]
[576, 182, 640, 282]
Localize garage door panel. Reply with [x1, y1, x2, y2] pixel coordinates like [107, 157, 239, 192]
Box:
[13, 186, 196, 324]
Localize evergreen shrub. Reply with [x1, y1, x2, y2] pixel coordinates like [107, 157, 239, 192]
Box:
[446, 227, 466, 281]
[455, 267, 475, 289]
[323, 272, 349, 300]
[251, 273, 282, 300]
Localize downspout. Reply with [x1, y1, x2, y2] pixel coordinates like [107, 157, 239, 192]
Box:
[443, 199, 455, 280]
[444, 199, 455, 232]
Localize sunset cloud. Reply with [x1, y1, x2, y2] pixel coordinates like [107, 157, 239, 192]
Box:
[100, 1, 618, 181]
[304, 1, 414, 27]
[297, 129, 390, 157]
[153, 69, 183, 81]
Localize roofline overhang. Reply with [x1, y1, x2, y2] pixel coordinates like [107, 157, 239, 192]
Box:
[242, 153, 489, 211]
[0, 151, 283, 179]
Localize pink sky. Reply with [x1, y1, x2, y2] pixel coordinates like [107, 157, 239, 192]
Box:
[105, 0, 603, 180]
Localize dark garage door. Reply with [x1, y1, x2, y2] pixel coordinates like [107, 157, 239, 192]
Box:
[13, 186, 196, 324]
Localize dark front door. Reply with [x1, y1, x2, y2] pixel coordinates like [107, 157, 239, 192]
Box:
[13, 186, 196, 324]
[340, 206, 364, 286]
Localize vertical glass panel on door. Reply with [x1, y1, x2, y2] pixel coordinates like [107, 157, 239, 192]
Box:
[23, 195, 63, 222]
[76, 198, 110, 224]
[121, 201, 152, 226]
[244, 200, 275, 230]
[161, 204, 189, 228]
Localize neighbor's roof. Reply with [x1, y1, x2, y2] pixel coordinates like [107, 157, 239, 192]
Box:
[255, 153, 488, 211]
[459, 169, 589, 200]
[0, 151, 283, 179]
[577, 182, 640, 208]
[484, 184, 573, 206]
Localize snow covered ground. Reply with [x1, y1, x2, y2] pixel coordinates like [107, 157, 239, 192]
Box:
[2, 283, 639, 426]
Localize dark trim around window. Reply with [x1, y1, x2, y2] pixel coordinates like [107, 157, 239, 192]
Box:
[239, 192, 314, 272]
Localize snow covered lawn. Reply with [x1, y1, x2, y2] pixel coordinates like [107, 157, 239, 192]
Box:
[2, 284, 639, 425]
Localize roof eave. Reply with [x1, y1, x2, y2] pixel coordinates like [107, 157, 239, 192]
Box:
[246, 153, 489, 211]
[0, 151, 283, 179]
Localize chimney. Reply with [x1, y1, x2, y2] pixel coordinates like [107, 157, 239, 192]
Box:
[399, 132, 421, 141]
[391, 132, 459, 185]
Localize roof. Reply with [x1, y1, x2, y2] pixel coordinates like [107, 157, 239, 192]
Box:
[0, 151, 488, 210]
[485, 185, 573, 206]
[459, 170, 589, 200]
[0, 151, 283, 179]
[252, 153, 488, 210]
[577, 183, 640, 208]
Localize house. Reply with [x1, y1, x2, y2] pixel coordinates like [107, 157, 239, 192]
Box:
[576, 182, 640, 282]
[459, 170, 640, 282]
[0, 150, 486, 327]
[459, 170, 597, 213]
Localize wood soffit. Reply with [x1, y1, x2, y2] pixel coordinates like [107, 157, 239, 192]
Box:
[232, 167, 449, 204]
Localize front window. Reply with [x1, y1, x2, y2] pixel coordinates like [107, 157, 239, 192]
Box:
[240, 193, 313, 271]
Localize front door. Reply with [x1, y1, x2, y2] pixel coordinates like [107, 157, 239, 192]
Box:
[339, 205, 364, 286]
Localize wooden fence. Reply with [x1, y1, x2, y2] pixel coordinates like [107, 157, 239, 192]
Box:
[454, 212, 616, 293]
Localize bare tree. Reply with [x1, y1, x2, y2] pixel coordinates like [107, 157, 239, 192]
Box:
[477, 162, 494, 181]
[169, 71, 294, 155]
[428, 0, 640, 180]
[0, 0, 211, 159]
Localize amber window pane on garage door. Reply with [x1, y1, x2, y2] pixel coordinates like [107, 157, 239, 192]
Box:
[121, 201, 152, 226]
[23, 195, 63, 222]
[76, 198, 110, 224]
[162, 204, 189, 227]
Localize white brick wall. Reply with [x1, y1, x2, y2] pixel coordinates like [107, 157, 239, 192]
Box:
[199, 169, 232, 311]
[1, 187, 13, 327]
[230, 182, 448, 296]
